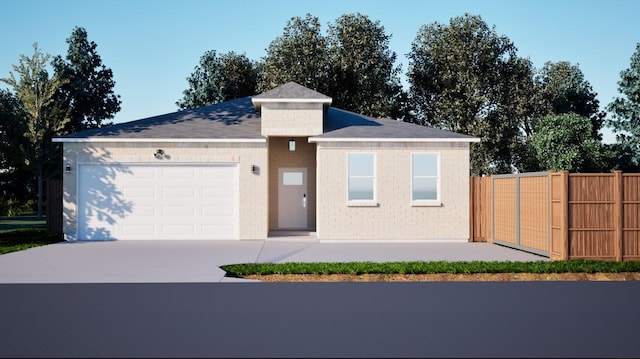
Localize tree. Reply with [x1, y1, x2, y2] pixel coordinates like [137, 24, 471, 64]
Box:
[218, 52, 258, 100]
[534, 61, 605, 140]
[177, 50, 257, 110]
[326, 13, 404, 118]
[1, 43, 69, 218]
[0, 89, 32, 212]
[52, 26, 121, 133]
[606, 43, 640, 169]
[407, 13, 533, 175]
[530, 113, 605, 172]
[258, 14, 330, 93]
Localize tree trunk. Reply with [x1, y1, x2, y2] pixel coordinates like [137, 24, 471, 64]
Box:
[37, 167, 43, 220]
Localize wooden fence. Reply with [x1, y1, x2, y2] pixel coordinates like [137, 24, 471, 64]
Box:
[470, 171, 640, 261]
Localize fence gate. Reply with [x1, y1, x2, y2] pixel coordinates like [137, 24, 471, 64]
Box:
[491, 172, 550, 257]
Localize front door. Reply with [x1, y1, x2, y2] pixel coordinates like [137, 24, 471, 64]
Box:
[278, 168, 308, 229]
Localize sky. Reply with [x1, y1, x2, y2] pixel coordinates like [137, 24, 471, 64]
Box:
[1, 0, 639, 144]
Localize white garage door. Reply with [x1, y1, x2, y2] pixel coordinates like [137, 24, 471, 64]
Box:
[77, 163, 238, 240]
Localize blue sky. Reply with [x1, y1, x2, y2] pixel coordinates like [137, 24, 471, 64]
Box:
[1, 0, 639, 143]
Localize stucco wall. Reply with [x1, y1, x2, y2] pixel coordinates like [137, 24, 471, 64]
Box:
[260, 103, 324, 136]
[315, 141, 471, 241]
[61, 141, 268, 240]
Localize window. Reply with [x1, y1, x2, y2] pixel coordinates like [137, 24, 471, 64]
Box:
[412, 153, 440, 203]
[348, 153, 375, 201]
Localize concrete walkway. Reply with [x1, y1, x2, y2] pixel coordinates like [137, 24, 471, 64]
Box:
[0, 238, 548, 284]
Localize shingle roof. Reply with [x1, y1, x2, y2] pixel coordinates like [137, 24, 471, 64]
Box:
[54, 82, 478, 142]
[316, 107, 478, 140]
[252, 82, 332, 101]
[55, 97, 262, 140]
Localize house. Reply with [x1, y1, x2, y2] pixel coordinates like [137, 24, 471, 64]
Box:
[53, 82, 480, 241]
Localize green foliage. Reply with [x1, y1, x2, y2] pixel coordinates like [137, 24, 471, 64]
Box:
[1, 43, 69, 218]
[0, 89, 33, 202]
[220, 260, 640, 277]
[530, 113, 606, 172]
[606, 43, 640, 169]
[258, 14, 330, 94]
[406, 13, 532, 175]
[52, 26, 121, 133]
[177, 50, 258, 109]
[534, 61, 605, 140]
[326, 13, 405, 119]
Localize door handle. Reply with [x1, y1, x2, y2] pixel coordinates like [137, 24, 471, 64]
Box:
[303, 194, 307, 208]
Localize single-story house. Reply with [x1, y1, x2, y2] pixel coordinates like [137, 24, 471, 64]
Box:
[53, 82, 480, 241]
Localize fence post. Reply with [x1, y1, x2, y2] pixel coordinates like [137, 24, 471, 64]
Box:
[614, 170, 623, 262]
[486, 176, 492, 244]
[469, 177, 475, 242]
[562, 171, 569, 260]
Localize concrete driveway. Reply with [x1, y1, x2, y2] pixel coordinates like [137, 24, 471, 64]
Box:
[0, 237, 547, 284]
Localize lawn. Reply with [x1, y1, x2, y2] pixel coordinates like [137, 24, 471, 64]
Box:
[0, 213, 46, 233]
[0, 214, 63, 255]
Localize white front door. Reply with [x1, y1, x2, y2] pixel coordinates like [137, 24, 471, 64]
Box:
[77, 163, 238, 240]
[278, 168, 308, 229]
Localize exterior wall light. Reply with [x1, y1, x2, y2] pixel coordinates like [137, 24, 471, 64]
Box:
[154, 149, 165, 159]
[65, 164, 71, 174]
[289, 139, 296, 152]
[251, 165, 259, 175]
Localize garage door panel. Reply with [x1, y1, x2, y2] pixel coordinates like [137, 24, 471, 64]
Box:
[123, 187, 155, 198]
[163, 187, 195, 199]
[78, 163, 238, 240]
[131, 206, 156, 216]
[162, 167, 196, 179]
[122, 224, 155, 235]
[162, 207, 196, 216]
[162, 225, 195, 236]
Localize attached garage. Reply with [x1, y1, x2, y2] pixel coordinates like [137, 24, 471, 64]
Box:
[76, 163, 238, 240]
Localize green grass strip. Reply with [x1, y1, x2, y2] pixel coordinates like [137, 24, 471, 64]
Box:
[220, 260, 640, 277]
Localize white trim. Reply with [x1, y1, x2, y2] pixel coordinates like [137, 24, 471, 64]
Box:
[309, 137, 480, 143]
[411, 201, 442, 207]
[411, 152, 441, 205]
[346, 152, 376, 203]
[53, 138, 266, 143]
[252, 98, 332, 104]
[347, 200, 379, 207]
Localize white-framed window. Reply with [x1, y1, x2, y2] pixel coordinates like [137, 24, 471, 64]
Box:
[347, 153, 376, 203]
[411, 152, 440, 204]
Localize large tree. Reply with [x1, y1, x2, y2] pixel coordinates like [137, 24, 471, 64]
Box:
[407, 13, 533, 175]
[531, 112, 606, 172]
[258, 14, 330, 93]
[52, 26, 121, 133]
[1, 43, 68, 218]
[534, 61, 605, 140]
[326, 13, 404, 119]
[606, 43, 640, 169]
[0, 89, 32, 213]
[531, 113, 606, 172]
[177, 50, 257, 110]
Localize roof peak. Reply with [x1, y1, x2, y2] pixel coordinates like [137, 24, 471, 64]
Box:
[252, 82, 332, 103]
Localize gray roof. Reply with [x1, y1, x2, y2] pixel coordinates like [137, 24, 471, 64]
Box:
[318, 107, 477, 140]
[252, 82, 332, 101]
[57, 97, 262, 139]
[55, 82, 477, 142]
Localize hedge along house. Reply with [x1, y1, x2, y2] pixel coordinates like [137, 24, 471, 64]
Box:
[53, 82, 480, 241]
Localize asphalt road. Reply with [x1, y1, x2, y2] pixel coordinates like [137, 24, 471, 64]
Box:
[1, 281, 639, 358]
